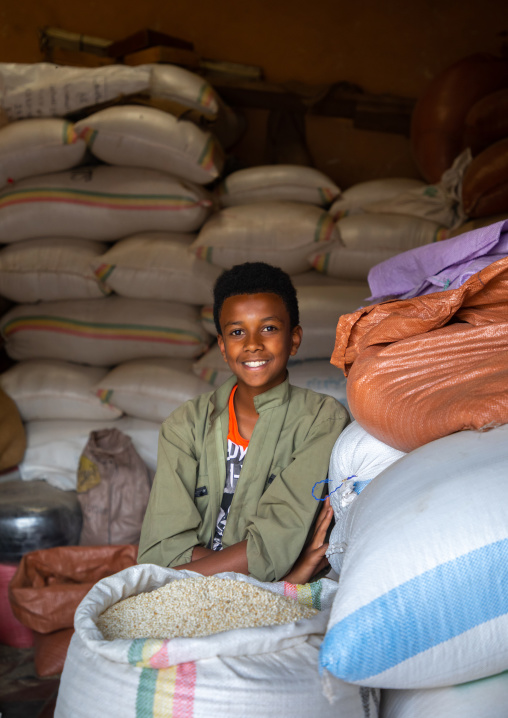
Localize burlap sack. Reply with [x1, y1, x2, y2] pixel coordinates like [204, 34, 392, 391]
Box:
[332, 255, 508, 451]
[0, 386, 26, 471]
[77, 428, 152, 546]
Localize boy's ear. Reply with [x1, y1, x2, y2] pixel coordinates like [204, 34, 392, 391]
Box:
[217, 334, 228, 363]
[290, 325, 303, 356]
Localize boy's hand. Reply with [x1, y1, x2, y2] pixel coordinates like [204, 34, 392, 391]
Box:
[283, 497, 333, 585]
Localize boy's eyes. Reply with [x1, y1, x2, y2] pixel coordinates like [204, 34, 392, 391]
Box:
[229, 325, 278, 336]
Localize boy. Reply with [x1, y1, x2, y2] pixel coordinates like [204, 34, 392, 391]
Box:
[138, 262, 349, 583]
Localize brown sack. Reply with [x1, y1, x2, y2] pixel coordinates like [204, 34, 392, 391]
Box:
[332, 256, 508, 452]
[462, 138, 508, 217]
[463, 88, 508, 156]
[410, 54, 508, 183]
[0, 386, 26, 471]
[78, 428, 153, 546]
[9, 544, 138, 633]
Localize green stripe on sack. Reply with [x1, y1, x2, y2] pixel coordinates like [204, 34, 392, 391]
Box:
[0, 187, 196, 202]
[128, 639, 146, 666]
[310, 580, 322, 610]
[136, 667, 157, 718]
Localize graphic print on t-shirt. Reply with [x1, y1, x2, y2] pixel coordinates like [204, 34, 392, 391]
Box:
[212, 386, 249, 551]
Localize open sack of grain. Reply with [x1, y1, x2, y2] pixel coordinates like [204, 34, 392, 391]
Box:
[55, 564, 378, 718]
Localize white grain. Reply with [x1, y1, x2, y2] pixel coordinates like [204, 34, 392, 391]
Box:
[97, 576, 317, 640]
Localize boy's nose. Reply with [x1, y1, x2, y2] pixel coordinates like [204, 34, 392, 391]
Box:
[244, 332, 263, 351]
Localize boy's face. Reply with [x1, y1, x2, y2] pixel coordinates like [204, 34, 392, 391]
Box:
[217, 292, 302, 394]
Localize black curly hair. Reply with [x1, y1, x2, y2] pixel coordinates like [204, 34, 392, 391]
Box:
[213, 262, 300, 334]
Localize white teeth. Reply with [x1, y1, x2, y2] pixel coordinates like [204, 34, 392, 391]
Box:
[244, 361, 267, 367]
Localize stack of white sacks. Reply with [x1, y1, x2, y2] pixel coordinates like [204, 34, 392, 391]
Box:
[0, 66, 224, 489]
[0, 61, 372, 490]
[320, 420, 508, 717]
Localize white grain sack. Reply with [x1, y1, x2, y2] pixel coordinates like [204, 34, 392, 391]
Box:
[95, 358, 212, 422]
[75, 105, 223, 185]
[55, 564, 378, 718]
[91, 232, 221, 305]
[0, 237, 108, 302]
[218, 165, 340, 207]
[328, 178, 425, 220]
[0, 297, 209, 365]
[191, 201, 339, 275]
[0, 118, 86, 188]
[0, 359, 121, 422]
[0, 165, 212, 243]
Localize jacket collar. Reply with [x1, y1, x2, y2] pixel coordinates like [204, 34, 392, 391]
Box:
[209, 374, 291, 420]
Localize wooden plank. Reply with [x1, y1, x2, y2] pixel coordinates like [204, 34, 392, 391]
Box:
[204, 76, 415, 135]
[41, 27, 112, 57]
[107, 28, 193, 58]
[123, 46, 200, 68]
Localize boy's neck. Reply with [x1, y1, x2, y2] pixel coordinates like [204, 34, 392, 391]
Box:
[233, 377, 286, 440]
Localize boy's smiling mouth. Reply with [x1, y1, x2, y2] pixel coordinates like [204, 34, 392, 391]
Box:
[243, 360, 268, 368]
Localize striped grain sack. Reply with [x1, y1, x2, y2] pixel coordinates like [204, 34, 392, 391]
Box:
[0, 118, 85, 189]
[94, 358, 212, 423]
[218, 165, 340, 207]
[149, 64, 219, 119]
[328, 178, 425, 221]
[55, 564, 379, 718]
[0, 297, 209, 365]
[310, 214, 447, 281]
[75, 106, 224, 185]
[0, 360, 121, 421]
[91, 232, 221, 305]
[0, 238, 108, 302]
[0, 166, 212, 243]
[320, 424, 508, 690]
[191, 201, 339, 275]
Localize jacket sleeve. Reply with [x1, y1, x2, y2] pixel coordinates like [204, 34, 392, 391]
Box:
[137, 417, 202, 568]
[245, 402, 349, 582]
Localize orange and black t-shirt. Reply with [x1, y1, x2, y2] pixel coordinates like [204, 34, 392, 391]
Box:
[212, 386, 250, 551]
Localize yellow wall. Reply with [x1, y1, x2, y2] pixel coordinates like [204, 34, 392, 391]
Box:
[1, 0, 506, 186]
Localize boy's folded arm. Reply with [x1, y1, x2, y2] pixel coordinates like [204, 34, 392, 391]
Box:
[137, 422, 205, 567]
[244, 413, 347, 582]
[174, 540, 249, 575]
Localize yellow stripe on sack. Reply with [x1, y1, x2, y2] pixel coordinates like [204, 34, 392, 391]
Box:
[435, 227, 449, 242]
[311, 252, 330, 274]
[314, 213, 335, 243]
[198, 83, 215, 108]
[63, 121, 78, 145]
[95, 389, 113, 404]
[153, 666, 178, 717]
[295, 582, 314, 608]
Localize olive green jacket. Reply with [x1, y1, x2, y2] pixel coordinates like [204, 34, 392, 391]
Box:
[138, 375, 349, 582]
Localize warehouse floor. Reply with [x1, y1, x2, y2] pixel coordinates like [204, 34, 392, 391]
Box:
[0, 645, 58, 718]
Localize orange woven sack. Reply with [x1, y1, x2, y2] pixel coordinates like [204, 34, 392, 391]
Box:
[33, 627, 74, 677]
[332, 256, 508, 452]
[9, 544, 138, 634]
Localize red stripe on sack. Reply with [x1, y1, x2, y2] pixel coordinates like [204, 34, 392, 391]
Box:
[0, 196, 200, 212]
[148, 640, 171, 669]
[173, 662, 197, 717]
[6, 324, 197, 345]
[283, 582, 298, 599]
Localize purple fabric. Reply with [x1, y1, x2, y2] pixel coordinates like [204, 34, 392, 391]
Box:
[367, 219, 508, 301]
